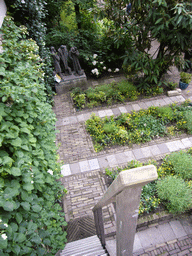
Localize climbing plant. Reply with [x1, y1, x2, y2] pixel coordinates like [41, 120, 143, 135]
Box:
[0, 17, 67, 255]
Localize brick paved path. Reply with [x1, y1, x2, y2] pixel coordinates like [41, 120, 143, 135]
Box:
[54, 62, 192, 254]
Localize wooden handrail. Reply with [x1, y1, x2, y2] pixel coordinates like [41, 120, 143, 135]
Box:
[92, 165, 158, 255]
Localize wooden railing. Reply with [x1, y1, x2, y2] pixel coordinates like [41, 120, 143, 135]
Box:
[92, 165, 158, 256]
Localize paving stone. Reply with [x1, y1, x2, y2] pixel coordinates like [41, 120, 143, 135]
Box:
[164, 97, 174, 105]
[111, 107, 121, 116]
[132, 103, 141, 111]
[119, 106, 127, 113]
[88, 159, 100, 171]
[180, 218, 192, 235]
[181, 138, 192, 148]
[133, 148, 145, 160]
[125, 104, 133, 112]
[115, 152, 127, 164]
[97, 156, 109, 169]
[79, 160, 90, 172]
[107, 154, 118, 167]
[98, 110, 107, 118]
[153, 100, 161, 107]
[105, 109, 114, 116]
[69, 115, 78, 124]
[149, 145, 161, 156]
[77, 114, 85, 122]
[83, 112, 92, 120]
[133, 233, 143, 252]
[176, 95, 185, 102]
[166, 141, 180, 152]
[145, 101, 154, 107]
[124, 150, 135, 162]
[157, 143, 170, 154]
[158, 223, 176, 242]
[61, 164, 71, 176]
[62, 117, 70, 126]
[139, 102, 148, 109]
[174, 140, 186, 150]
[170, 220, 187, 238]
[141, 147, 153, 158]
[137, 229, 154, 249]
[157, 98, 167, 106]
[70, 162, 80, 174]
[169, 96, 178, 103]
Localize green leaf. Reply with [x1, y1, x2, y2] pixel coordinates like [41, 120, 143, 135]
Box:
[2, 156, 13, 167]
[3, 200, 17, 211]
[28, 221, 37, 231]
[10, 137, 22, 147]
[0, 235, 8, 249]
[23, 182, 34, 191]
[0, 177, 4, 188]
[30, 235, 41, 244]
[16, 212, 23, 224]
[15, 233, 26, 243]
[4, 187, 19, 199]
[10, 167, 21, 176]
[21, 202, 30, 211]
[12, 244, 20, 255]
[155, 18, 163, 24]
[32, 204, 42, 212]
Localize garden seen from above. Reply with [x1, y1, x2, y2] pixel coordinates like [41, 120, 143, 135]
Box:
[1, 0, 192, 255]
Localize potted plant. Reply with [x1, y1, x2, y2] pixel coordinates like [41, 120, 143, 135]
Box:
[179, 72, 192, 90]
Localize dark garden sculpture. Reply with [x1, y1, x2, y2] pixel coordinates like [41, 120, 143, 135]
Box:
[69, 46, 83, 76]
[51, 46, 63, 79]
[58, 45, 72, 75]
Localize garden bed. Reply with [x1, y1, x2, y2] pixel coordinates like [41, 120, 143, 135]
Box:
[104, 149, 192, 218]
[85, 101, 192, 152]
[70, 79, 176, 111]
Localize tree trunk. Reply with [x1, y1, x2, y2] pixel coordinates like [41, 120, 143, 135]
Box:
[74, 3, 81, 30]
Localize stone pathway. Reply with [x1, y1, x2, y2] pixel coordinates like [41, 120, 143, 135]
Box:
[54, 70, 192, 254]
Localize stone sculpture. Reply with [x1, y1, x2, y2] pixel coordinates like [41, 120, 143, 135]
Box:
[51, 45, 84, 79]
[58, 45, 72, 75]
[69, 46, 83, 76]
[50, 46, 63, 79]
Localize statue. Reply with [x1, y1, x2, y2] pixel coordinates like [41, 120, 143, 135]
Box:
[50, 46, 64, 79]
[58, 45, 72, 75]
[69, 46, 83, 76]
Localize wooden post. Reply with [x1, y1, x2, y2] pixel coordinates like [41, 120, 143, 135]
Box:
[93, 208, 105, 247]
[116, 185, 143, 256]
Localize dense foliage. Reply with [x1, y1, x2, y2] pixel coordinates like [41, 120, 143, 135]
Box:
[86, 102, 192, 152]
[6, 0, 55, 101]
[0, 17, 67, 255]
[123, 0, 192, 90]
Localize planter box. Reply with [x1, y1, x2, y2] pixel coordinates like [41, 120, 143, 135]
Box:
[179, 81, 189, 90]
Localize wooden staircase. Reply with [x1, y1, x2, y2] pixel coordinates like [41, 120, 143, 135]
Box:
[60, 235, 108, 256]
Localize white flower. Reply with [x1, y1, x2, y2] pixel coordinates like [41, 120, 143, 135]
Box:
[100, 62, 103, 64]
[92, 60, 97, 65]
[31, 181, 34, 184]
[93, 54, 98, 59]
[0, 219, 2, 223]
[114, 68, 119, 72]
[91, 68, 99, 76]
[4, 224, 8, 228]
[1, 234, 7, 240]
[108, 68, 112, 72]
[103, 66, 106, 70]
[47, 169, 53, 175]
[144, 123, 146, 127]
[85, 56, 89, 61]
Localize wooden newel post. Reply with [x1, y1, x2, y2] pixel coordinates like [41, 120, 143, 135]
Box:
[116, 185, 142, 256]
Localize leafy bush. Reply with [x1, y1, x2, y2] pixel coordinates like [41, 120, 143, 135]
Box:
[184, 110, 192, 134]
[71, 80, 139, 109]
[157, 176, 192, 214]
[159, 151, 192, 180]
[0, 17, 67, 255]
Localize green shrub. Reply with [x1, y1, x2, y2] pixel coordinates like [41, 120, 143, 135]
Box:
[157, 176, 192, 214]
[184, 110, 192, 134]
[162, 151, 192, 180]
[0, 17, 67, 255]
